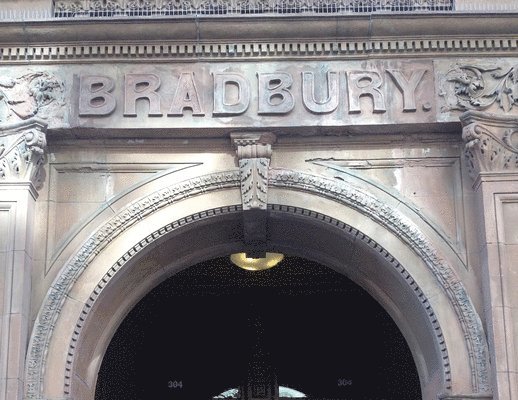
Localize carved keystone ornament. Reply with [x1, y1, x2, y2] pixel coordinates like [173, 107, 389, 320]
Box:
[231, 132, 276, 256]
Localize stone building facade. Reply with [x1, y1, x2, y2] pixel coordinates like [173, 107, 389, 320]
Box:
[1, 0, 518, 399]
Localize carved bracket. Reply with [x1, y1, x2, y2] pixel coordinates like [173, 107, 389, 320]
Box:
[231, 132, 276, 256]
[0, 119, 48, 190]
[460, 111, 518, 180]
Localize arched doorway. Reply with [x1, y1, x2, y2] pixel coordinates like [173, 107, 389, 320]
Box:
[25, 169, 490, 400]
[95, 255, 421, 400]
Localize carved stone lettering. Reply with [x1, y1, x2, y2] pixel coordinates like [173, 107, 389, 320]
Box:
[347, 71, 386, 113]
[213, 73, 251, 116]
[168, 72, 204, 116]
[123, 73, 162, 116]
[257, 73, 294, 114]
[74, 62, 435, 128]
[302, 71, 339, 114]
[78, 75, 117, 116]
[387, 69, 427, 112]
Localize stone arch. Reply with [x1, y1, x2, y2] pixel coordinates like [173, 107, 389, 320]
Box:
[24, 168, 491, 400]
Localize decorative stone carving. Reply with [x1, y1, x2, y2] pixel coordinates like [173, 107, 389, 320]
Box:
[26, 169, 491, 400]
[0, 119, 47, 189]
[0, 72, 64, 124]
[267, 169, 491, 394]
[460, 111, 518, 179]
[231, 132, 275, 211]
[231, 132, 275, 256]
[53, 0, 453, 16]
[440, 63, 518, 113]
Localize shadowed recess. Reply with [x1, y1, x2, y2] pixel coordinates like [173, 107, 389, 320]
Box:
[95, 255, 421, 400]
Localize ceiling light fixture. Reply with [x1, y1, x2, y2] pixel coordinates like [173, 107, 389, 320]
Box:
[230, 252, 284, 271]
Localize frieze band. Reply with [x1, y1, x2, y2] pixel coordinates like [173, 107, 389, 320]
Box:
[1, 61, 518, 134]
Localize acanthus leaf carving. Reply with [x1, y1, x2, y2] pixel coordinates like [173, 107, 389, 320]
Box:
[0, 119, 48, 189]
[460, 111, 518, 179]
[238, 158, 269, 210]
[232, 132, 275, 211]
[440, 63, 518, 114]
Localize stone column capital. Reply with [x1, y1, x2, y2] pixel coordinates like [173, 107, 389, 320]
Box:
[0, 119, 48, 191]
[460, 111, 518, 181]
[231, 131, 276, 161]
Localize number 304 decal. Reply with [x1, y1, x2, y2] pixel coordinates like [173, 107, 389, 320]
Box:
[168, 380, 183, 389]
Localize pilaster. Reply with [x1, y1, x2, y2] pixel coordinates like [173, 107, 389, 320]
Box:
[461, 111, 518, 400]
[0, 119, 47, 400]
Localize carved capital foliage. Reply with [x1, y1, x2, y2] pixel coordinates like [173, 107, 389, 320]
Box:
[231, 132, 276, 211]
[0, 119, 48, 189]
[460, 111, 518, 179]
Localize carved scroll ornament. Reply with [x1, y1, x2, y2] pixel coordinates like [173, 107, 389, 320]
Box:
[460, 111, 518, 179]
[440, 63, 518, 113]
[0, 72, 64, 125]
[0, 120, 47, 189]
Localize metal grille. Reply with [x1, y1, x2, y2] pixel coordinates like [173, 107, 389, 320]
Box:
[52, 0, 454, 18]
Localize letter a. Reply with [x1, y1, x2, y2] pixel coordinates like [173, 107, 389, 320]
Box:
[169, 72, 205, 116]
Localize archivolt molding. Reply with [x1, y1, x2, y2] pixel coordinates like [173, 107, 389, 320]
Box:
[63, 203, 452, 396]
[268, 168, 490, 393]
[25, 168, 490, 399]
[25, 170, 242, 399]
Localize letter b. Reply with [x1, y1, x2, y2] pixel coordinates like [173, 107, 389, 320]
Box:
[79, 75, 116, 116]
[257, 73, 294, 114]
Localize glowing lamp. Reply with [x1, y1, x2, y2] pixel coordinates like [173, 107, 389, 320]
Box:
[230, 252, 284, 271]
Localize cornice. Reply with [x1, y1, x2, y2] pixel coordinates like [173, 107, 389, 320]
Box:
[0, 13, 517, 63]
[1, 36, 518, 64]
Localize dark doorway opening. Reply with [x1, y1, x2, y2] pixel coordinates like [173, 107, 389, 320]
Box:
[95, 256, 421, 400]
